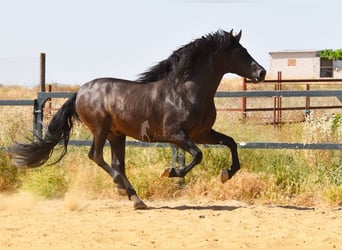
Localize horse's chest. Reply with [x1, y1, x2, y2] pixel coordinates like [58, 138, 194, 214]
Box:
[183, 105, 216, 133]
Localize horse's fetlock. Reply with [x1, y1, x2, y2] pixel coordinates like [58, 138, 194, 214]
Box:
[126, 187, 137, 199]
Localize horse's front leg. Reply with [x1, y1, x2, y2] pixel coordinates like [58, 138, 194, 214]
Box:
[161, 131, 203, 178]
[195, 129, 240, 183]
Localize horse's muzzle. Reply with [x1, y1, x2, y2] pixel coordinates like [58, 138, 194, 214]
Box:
[251, 68, 266, 83]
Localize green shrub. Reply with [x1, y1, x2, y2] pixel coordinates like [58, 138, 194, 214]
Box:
[21, 166, 68, 198]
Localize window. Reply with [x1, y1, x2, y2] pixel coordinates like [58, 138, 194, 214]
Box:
[288, 58, 296, 66]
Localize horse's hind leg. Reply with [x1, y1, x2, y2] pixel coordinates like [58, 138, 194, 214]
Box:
[88, 134, 122, 189]
[89, 130, 147, 209]
[107, 133, 126, 195]
[107, 133, 147, 209]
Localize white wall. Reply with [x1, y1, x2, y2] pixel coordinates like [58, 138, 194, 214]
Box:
[269, 51, 320, 79]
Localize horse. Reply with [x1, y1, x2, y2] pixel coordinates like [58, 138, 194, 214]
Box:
[9, 29, 266, 209]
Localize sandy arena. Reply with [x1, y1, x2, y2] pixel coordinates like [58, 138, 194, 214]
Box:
[0, 192, 341, 249]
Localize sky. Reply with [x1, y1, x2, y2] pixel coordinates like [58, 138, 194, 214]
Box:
[0, 0, 341, 86]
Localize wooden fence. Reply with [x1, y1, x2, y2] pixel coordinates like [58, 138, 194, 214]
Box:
[220, 72, 342, 124]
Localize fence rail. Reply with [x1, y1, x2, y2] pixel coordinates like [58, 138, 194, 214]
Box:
[215, 89, 342, 98]
[66, 140, 342, 150]
[0, 100, 35, 106]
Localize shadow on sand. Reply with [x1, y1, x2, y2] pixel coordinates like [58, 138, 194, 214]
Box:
[147, 204, 241, 212]
[275, 205, 315, 211]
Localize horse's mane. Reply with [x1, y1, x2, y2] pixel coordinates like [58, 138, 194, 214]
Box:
[136, 29, 235, 83]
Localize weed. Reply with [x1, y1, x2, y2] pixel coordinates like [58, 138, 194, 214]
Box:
[332, 113, 342, 134]
[324, 185, 342, 206]
[316, 158, 342, 186]
[0, 150, 20, 191]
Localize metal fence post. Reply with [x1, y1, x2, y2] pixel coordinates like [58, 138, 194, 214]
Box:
[34, 98, 44, 137]
[277, 71, 282, 124]
[171, 145, 185, 168]
[33, 99, 39, 136]
[242, 77, 247, 120]
[35, 92, 50, 138]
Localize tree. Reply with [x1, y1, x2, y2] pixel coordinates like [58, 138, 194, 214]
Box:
[334, 49, 342, 60]
[320, 49, 342, 60]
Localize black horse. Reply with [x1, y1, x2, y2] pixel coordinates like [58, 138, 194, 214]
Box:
[9, 30, 266, 209]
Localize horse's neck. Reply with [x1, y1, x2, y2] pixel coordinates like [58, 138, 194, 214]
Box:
[191, 63, 224, 98]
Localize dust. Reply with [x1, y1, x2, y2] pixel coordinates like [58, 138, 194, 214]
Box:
[63, 190, 88, 211]
[0, 191, 37, 210]
[0, 189, 88, 212]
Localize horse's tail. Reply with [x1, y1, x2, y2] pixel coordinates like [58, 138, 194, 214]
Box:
[9, 93, 78, 168]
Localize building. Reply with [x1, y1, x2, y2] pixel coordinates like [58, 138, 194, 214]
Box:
[269, 50, 342, 79]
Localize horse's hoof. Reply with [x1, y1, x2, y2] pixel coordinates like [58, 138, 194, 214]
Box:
[134, 200, 148, 210]
[131, 195, 148, 210]
[161, 167, 178, 178]
[161, 167, 171, 177]
[221, 169, 230, 183]
[116, 187, 127, 196]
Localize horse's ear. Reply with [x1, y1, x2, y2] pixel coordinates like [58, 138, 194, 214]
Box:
[228, 29, 234, 40]
[235, 30, 242, 42]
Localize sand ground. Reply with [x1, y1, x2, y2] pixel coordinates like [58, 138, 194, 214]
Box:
[0, 192, 341, 249]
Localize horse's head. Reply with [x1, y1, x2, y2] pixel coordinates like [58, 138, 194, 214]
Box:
[223, 30, 266, 83]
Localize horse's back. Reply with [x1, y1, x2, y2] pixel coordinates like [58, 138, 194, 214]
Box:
[77, 77, 138, 103]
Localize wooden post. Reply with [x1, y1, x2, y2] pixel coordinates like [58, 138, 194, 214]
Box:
[273, 92, 276, 124]
[40, 53, 46, 92]
[278, 71, 282, 124]
[305, 84, 311, 119]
